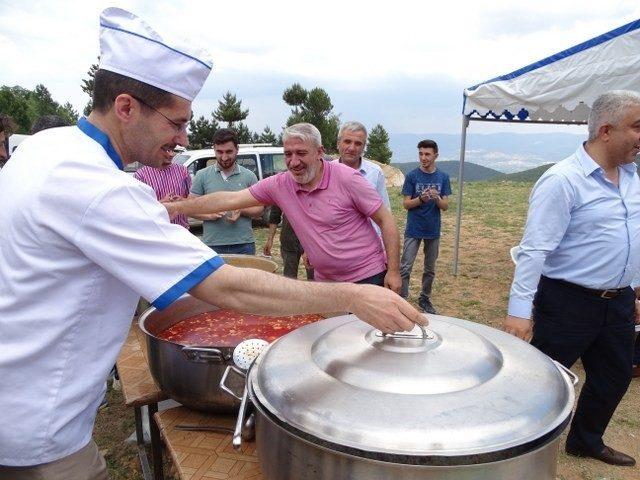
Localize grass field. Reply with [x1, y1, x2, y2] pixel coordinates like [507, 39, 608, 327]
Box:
[95, 181, 640, 479]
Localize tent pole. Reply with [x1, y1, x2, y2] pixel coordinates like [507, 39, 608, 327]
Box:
[452, 115, 470, 276]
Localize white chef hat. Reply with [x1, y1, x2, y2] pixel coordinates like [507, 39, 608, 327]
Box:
[98, 7, 213, 101]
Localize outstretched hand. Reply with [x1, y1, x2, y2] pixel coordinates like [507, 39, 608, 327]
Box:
[350, 284, 427, 334]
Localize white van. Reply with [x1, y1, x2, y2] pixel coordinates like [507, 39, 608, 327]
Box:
[173, 144, 286, 182]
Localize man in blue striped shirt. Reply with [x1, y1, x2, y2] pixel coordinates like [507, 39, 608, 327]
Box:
[504, 90, 640, 467]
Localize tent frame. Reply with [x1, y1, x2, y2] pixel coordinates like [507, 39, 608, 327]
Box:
[451, 115, 586, 276]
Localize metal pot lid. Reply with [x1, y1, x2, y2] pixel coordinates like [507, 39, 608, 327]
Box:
[250, 314, 575, 458]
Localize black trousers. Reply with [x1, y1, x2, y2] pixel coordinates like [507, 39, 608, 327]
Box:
[356, 270, 387, 287]
[532, 276, 635, 453]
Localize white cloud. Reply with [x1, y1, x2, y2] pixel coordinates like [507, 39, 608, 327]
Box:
[1, 0, 639, 133]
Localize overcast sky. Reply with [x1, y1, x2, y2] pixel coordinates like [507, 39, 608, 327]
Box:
[1, 1, 639, 136]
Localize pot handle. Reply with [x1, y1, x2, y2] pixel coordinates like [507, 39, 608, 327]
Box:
[182, 346, 225, 364]
[553, 360, 579, 386]
[219, 365, 246, 401]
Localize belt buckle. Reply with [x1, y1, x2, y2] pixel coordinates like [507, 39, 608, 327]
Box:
[600, 289, 616, 299]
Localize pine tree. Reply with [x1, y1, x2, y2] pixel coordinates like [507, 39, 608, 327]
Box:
[364, 124, 393, 164]
[58, 102, 79, 124]
[188, 115, 219, 149]
[258, 126, 278, 144]
[213, 91, 249, 128]
[81, 61, 99, 115]
[282, 83, 307, 114]
[233, 122, 253, 144]
[30, 85, 59, 117]
[282, 84, 339, 153]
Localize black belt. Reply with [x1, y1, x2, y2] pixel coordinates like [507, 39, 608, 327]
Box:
[545, 276, 630, 299]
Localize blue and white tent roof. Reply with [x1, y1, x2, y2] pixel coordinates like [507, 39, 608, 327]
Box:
[463, 19, 640, 123]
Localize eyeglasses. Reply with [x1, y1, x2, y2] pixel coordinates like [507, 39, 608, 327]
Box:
[130, 95, 190, 134]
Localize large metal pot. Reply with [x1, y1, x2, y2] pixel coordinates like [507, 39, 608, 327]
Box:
[139, 294, 241, 412]
[138, 254, 278, 412]
[231, 314, 577, 480]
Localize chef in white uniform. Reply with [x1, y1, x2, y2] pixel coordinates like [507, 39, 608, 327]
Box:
[0, 8, 424, 479]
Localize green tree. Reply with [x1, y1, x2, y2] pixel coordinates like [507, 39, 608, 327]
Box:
[0, 84, 77, 133]
[258, 126, 278, 144]
[364, 124, 393, 164]
[282, 84, 339, 152]
[81, 61, 99, 115]
[282, 83, 307, 114]
[0, 86, 32, 133]
[58, 102, 79, 125]
[233, 122, 253, 144]
[213, 91, 249, 128]
[188, 115, 219, 149]
[30, 84, 60, 118]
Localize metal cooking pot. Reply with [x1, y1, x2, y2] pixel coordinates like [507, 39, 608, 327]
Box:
[138, 254, 278, 412]
[139, 294, 241, 412]
[228, 314, 577, 480]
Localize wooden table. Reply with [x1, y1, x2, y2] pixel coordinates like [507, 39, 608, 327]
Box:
[117, 322, 264, 480]
[116, 322, 168, 480]
[155, 407, 263, 480]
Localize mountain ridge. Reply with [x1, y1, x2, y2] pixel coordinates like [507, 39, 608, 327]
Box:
[389, 132, 584, 173]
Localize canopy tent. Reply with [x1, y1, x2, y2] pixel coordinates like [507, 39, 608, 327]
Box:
[452, 18, 640, 275]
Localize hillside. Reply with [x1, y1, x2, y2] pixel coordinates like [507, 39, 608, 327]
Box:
[389, 132, 584, 172]
[391, 161, 501, 181]
[493, 164, 555, 182]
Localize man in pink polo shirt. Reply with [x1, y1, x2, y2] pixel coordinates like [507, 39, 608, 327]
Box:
[166, 123, 402, 291]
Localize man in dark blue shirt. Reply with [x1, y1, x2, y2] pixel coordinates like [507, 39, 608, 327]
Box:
[400, 139, 451, 314]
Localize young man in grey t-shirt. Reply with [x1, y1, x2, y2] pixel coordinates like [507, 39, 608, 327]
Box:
[190, 129, 264, 254]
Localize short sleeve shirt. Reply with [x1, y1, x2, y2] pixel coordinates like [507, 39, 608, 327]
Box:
[249, 161, 386, 282]
[334, 158, 390, 236]
[134, 163, 192, 228]
[402, 167, 452, 239]
[0, 120, 223, 466]
[191, 163, 258, 246]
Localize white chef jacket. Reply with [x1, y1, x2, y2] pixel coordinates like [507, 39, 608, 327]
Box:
[0, 119, 223, 466]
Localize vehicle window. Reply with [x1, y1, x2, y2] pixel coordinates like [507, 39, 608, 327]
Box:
[186, 156, 213, 177]
[260, 153, 286, 178]
[236, 155, 259, 177]
[174, 154, 191, 165]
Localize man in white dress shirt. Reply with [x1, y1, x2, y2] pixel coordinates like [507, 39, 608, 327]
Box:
[504, 90, 640, 467]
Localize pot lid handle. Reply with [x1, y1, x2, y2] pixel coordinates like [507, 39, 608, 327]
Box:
[377, 323, 435, 340]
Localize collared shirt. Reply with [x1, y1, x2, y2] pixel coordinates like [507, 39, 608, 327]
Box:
[134, 163, 192, 228]
[191, 163, 258, 247]
[249, 160, 386, 282]
[508, 143, 640, 319]
[0, 119, 222, 466]
[335, 157, 390, 235]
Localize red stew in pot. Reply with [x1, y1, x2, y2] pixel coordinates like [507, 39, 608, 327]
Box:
[157, 309, 323, 347]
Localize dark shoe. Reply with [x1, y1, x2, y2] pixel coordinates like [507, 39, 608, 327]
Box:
[418, 299, 437, 315]
[632, 365, 640, 378]
[566, 445, 636, 466]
